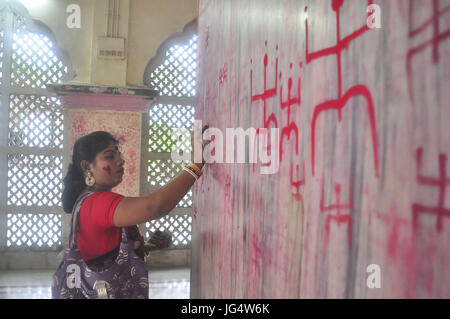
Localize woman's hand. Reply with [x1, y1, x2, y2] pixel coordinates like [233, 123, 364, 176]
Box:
[113, 125, 212, 227]
[191, 125, 210, 169]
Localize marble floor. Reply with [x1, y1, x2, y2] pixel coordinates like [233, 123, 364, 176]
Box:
[0, 267, 190, 299]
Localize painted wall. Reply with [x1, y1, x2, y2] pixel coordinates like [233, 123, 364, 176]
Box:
[192, 0, 450, 298]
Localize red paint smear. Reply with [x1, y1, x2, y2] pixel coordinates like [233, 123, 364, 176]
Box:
[387, 218, 402, 261]
[406, 0, 450, 101]
[320, 179, 353, 256]
[375, 210, 409, 262]
[103, 165, 112, 176]
[306, 0, 379, 177]
[224, 175, 231, 198]
[72, 118, 86, 135]
[219, 63, 228, 85]
[250, 233, 262, 277]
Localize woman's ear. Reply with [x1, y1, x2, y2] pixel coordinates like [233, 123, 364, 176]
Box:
[80, 160, 91, 174]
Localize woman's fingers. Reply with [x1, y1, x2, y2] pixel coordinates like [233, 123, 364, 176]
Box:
[189, 124, 212, 164]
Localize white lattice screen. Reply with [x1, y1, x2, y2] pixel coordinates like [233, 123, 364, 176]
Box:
[145, 215, 192, 248]
[6, 213, 61, 248]
[148, 103, 195, 153]
[8, 94, 64, 148]
[0, 4, 73, 250]
[142, 20, 197, 249]
[145, 35, 197, 97]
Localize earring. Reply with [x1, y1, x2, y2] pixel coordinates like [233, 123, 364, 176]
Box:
[85, 171, 95, 187]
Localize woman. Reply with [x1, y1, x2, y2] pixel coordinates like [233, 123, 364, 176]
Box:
[54, 129, 208, 298]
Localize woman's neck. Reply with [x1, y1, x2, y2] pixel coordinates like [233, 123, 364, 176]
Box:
[85, 185, 112, 192]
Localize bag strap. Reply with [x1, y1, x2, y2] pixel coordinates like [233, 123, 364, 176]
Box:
[69, 191, 130, 249]
[69, 191, 94, 249]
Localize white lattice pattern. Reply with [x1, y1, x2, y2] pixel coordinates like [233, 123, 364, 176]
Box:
[11, 29, 69, 88]
[8, 94, 64, 148]
[143, 26, 197, 249]
[148, 103, 194, 153]
[146, 34, 197, 97]
[147, 159, 192, 207]
[7, 154, 63, 206]
[6, 213, 61, 248]
[145, 215, 192, 248]
[13, 13, 27, 33]
[1, 11, 70, 250]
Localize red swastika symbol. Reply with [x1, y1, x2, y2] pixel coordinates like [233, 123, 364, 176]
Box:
[250, 46, 279, 131]
[279, 68, 301, 162]
[306, 0, 379, 178]
[412, 148, 450, 233]
[250, 44, 280, 169]
[320, 178, 353, 252]
[291, 162, 305, 202]
[407, 0, 450, 101]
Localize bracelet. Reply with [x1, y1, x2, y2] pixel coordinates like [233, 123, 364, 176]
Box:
[183, 167, 198, 181]
[187, 163, 202, 176]
[184, 165, 201, 179]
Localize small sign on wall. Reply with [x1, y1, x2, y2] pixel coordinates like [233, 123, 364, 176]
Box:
[98, 37, 126, 59]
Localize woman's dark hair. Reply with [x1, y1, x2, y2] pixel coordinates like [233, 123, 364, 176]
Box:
[62, 131, 118, 214]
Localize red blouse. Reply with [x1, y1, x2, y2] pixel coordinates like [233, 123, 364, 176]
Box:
[76, 192, 124, 261]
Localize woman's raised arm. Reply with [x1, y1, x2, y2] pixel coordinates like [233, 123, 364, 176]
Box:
[112, 164, 202, 227]
[113, 126, 209, 227]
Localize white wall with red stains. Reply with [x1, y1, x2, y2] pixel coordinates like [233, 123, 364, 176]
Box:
[191, 0, 450, 298]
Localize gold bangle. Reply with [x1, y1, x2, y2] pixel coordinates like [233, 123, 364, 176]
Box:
[188, 163, 202, 176]
[186, 164, 202, 177]
[184, 165, 201, 179]
[183, 167, 198, 181]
